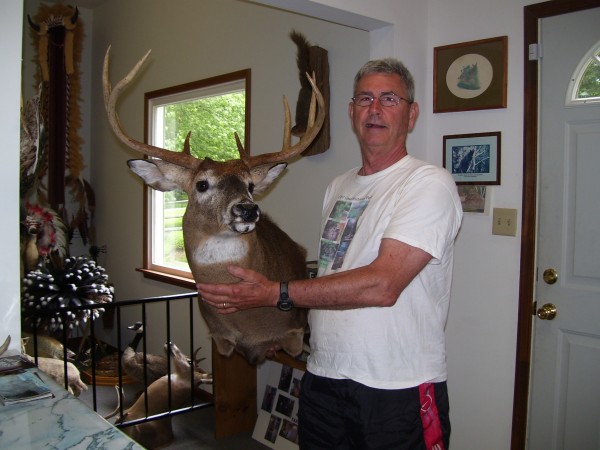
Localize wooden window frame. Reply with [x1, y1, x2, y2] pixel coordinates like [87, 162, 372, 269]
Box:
[137, 69, 251, 289]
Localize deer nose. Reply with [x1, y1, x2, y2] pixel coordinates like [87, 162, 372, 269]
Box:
[233, 203, 260, 222]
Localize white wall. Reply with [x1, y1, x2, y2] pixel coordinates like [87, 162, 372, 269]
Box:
[427, 2, 534, 448]
[0, 0, 24, 356]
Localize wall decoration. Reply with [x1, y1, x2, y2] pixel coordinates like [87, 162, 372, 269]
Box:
[434, 36, 507, 113]
[443, 132, 501, 185]
[457, 185, 491, 214]
[253, 361, 304, 449]
[21, 256, 113, 337]
[27, 4, 96, 246]
[289, 30, 330, 156]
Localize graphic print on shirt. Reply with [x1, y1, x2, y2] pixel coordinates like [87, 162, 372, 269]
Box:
[319, 197, 369, 270]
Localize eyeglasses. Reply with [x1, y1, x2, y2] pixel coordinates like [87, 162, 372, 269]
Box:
[351, 93, 413, 107]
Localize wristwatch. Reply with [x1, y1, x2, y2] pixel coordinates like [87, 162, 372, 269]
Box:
[277, 281, 294, 311]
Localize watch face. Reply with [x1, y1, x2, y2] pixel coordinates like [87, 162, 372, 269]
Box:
[278, 281, 292, 311]
[277, 299, 293, 311]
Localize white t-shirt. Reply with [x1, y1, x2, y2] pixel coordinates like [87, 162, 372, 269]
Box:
[307, 155, 463, 389]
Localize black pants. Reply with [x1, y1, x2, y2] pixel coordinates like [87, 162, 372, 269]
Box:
[298, 372, 450, 450]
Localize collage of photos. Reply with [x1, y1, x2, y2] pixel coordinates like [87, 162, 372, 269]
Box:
[319, 198, 369, 271]
[252, 362, 305, 449]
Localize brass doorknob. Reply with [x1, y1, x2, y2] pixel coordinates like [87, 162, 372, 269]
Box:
[543, 268, 558, 285]
[537, 303, 557, 320]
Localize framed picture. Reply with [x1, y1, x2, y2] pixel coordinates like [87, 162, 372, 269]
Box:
[457, 185, 491, 214]
[434, 36, 507, 113]
[443, 132, 501, 185]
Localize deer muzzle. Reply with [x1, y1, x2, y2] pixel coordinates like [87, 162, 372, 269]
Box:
[231, 202, 261, 233]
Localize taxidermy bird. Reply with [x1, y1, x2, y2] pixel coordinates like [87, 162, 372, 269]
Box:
[20, 203, 69, 274]
[122, 322, 168, 385]
[19, 88, 69, 276]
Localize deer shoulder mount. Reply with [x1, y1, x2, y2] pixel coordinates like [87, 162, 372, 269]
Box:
[103, 47, 325, 365]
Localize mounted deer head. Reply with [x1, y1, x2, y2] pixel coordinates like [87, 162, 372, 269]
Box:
[103, 47, 325, 364]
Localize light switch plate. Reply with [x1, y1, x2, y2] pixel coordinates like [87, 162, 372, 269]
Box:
[492, 208, 518, 236]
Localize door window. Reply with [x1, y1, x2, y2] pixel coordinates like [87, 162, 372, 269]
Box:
[567, 40, 600, 104]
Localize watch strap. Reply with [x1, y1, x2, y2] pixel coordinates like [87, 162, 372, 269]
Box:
[278, 281, 293, 311]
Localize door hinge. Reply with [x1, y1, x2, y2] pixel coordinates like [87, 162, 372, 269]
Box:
[529, 43, 542, 61]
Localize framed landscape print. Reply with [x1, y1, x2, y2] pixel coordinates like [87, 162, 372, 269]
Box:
[434, 36, 507, 113]
[443, 132, 501, 185]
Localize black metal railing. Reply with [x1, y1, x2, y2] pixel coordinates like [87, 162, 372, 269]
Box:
[24, 292, 212, 430]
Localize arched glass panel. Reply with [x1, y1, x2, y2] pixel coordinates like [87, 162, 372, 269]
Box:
[567, 40, 600, 105]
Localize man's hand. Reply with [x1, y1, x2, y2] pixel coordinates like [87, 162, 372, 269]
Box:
[197, 265, 278, 314]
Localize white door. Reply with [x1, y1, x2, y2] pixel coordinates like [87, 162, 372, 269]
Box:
[528, 8, 600, 450]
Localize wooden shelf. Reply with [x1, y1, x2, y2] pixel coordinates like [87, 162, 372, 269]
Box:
[269, 351, 307, 372]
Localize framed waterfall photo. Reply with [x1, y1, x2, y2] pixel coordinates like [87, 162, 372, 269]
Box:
[443, 132, 501, 185]
[434, 36, 507, 113]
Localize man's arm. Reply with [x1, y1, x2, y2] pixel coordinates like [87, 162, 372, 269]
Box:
[197, 238, 431, 313]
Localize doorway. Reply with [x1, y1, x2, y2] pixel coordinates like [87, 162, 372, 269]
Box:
[512, 1, 600, 449]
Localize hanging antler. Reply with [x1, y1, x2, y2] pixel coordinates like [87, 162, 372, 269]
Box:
[103, 47, 325, 169]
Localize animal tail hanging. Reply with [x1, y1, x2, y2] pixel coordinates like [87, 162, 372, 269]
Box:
[289, 30, 313, 137]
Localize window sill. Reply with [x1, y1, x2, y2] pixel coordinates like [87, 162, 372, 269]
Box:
[137, 268, 196, 290]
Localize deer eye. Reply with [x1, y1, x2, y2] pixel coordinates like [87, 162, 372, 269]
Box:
[248, 183, 255, 194]
[196, 180, 209, 192]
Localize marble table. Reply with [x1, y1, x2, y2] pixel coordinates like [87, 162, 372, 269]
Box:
[0, 368, 144, 449]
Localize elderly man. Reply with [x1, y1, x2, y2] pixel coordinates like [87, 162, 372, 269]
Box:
[199, 58, 462, 450]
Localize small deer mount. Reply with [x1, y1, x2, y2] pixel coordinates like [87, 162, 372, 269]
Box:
[290, 30, 330, 156]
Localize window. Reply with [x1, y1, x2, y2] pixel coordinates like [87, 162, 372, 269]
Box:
[142, 70, 250, 287]
[567, 41, 600, 105]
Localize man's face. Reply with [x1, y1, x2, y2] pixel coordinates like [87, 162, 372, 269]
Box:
[349, 73, 418, 155]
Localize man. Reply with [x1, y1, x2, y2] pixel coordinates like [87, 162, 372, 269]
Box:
[198, 58, 463, 449]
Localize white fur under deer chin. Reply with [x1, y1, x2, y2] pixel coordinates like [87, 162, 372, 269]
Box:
[231, 222, 256, 233]
[194, 236, 249, 265]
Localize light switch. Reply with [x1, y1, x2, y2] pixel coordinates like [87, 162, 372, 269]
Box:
[492, 208, 518, 236]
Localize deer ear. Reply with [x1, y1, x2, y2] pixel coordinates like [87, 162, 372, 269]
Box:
[250, 162, 287, 195]
[127, 159, 188, 192]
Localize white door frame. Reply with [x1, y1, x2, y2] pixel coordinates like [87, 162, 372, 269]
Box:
[512, 1, 600, 449]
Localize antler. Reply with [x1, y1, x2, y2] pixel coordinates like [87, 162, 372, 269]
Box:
[103, 46, 199, 168]
[237, 72, 326, 168]
[104, 46, 325, 169]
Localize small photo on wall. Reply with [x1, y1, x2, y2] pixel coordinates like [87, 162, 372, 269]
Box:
[279, 419, 300, 445]
[261, 385, 278, 412]
[278, 365, 294, 391]
[264, 415, 283, 443]
[457, 185, 490, 214]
